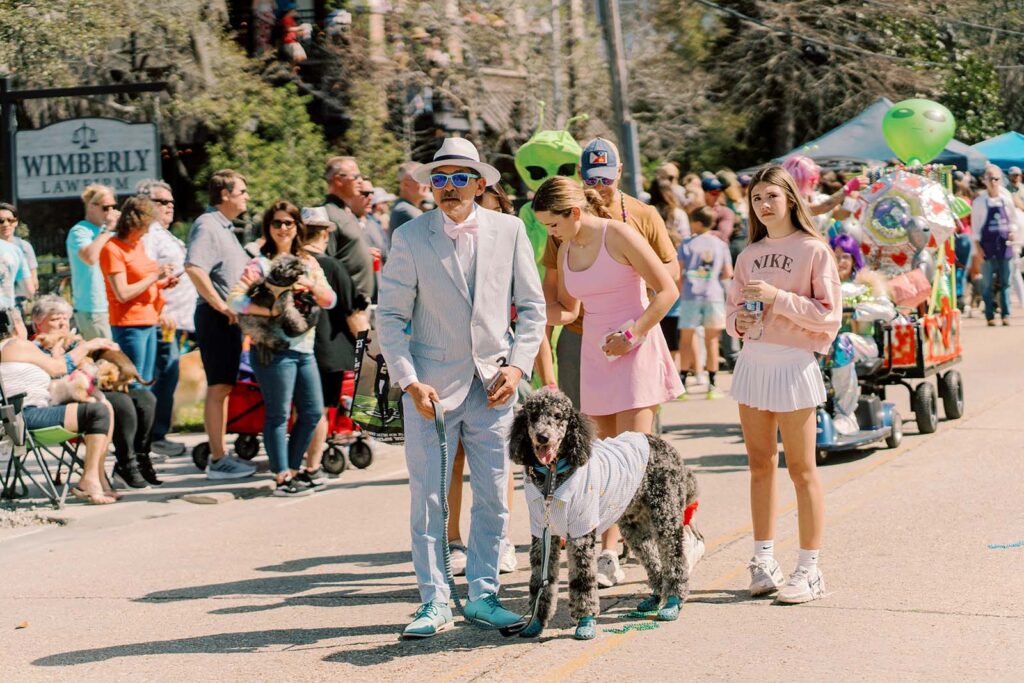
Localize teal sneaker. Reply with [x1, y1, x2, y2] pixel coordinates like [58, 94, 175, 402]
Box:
[402, 601, 453, 639]
[636, 593, 661, 612]
[657, 595, 682, 621]
[463, 593, 524, 629]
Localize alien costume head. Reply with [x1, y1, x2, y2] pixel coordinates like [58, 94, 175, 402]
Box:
[514, 103, 588, 191]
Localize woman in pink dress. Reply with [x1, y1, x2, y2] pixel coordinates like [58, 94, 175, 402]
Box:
[533, 176, 683, 437]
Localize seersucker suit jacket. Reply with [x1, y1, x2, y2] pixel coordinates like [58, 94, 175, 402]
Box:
[377, 206, 545, 412]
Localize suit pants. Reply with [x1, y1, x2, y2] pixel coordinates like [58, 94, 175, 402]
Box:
[403, 376, 513, 604]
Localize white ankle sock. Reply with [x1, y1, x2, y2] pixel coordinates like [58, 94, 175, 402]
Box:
[798, 548, 820, 570]
[753, 539, 774, 561]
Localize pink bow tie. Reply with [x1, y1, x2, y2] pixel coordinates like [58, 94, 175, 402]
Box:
[444, 220, 478, 240]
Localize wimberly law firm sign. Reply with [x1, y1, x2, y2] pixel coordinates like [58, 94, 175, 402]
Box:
[15, 118, 160, 200]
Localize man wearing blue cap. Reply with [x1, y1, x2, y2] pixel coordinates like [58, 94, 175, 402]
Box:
[700, 176, 737, 244]
[539, 136, 679, 588]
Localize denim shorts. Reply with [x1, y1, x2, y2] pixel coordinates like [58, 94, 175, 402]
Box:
[23, 405, 67, 431]
[678, 300, 727, 329]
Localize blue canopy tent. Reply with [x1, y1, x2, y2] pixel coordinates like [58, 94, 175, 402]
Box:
[971, 132, 1024, 171]
[776, 97, 988, 173]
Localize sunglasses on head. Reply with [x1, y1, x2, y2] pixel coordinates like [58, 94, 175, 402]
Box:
[430, 172, 480, 189]
[583, 176, 615, 187]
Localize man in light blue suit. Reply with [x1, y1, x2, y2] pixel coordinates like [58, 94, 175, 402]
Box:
[378, 138, 545, 638]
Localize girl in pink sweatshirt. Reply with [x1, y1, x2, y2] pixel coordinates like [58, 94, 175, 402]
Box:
[726, 164, 841, 606]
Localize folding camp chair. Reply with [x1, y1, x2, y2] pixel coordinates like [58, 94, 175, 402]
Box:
[0, 390, 83, 510]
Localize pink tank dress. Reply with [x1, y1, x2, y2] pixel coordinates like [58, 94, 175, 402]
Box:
[563, 221, 684, 416]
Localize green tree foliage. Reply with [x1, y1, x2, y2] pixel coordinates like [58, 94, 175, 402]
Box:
[340, 81, 406, 193]
[943, 53, 1005, 144]
[199, 83, 328, 214]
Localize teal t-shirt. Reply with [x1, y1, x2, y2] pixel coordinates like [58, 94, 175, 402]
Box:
[66, 220, 108, 313]
[0, 239, 28, 308]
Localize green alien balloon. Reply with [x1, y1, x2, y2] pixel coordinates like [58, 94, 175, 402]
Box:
[882, 99, 957, 166]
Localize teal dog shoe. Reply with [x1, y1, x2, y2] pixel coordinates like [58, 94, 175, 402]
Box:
[403, 601, 454, 638]
[574, 616, 597, 640]
[518, 618, 544, 638]
[636, 593, 661, 613]
[656, 596, 682, 621]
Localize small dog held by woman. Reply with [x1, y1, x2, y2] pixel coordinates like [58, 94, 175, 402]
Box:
[237, 253, 321, 363]
[509, 389, 702, 640]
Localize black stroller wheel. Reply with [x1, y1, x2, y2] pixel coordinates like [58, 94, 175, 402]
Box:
[349, 440, 373, 469]
[322, 445, 347, 475]
[235, 434, 260, 460]
[192, 442, 211, 471]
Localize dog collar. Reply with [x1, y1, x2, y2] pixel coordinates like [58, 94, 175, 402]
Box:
[531, 459, 574, 477]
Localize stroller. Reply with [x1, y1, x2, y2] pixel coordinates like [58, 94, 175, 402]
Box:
[319, 369, 374, 475]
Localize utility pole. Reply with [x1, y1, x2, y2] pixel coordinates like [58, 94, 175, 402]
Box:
[550, 0, 563, 126]
[597, 0, 641, 197]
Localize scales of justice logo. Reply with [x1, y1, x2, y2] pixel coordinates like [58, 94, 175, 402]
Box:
[71, 122, 99, 150]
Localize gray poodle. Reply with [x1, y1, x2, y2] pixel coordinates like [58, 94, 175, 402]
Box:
[237, 254, 321, 364]
[508, 389, 701, 640]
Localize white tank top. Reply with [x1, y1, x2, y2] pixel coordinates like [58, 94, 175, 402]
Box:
[0, 339, 52, 407]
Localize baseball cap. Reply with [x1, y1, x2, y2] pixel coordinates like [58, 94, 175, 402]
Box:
[580, 138, 620, 180]
[737, 173, 752, 187]
[702, 177, 724, 192]
[1010, 166, 1022, 176]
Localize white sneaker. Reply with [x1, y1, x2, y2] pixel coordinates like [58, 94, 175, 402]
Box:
[683, 525, 705, 575]
[449, 543, 467, 577]
[597, 549, 625, 588]
[776, 566, 826, 604]
[499, 539, 518, 574]
[748, 556, 784, 596]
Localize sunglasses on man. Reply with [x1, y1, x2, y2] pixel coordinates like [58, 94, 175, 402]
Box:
[430, 172, 480, 189]
[583, 176, 616, 187]
[358, 190, 374, 198]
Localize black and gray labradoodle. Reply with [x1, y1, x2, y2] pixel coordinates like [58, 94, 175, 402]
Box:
[508, 389, 701, 640]
[237, 253, 321, 363]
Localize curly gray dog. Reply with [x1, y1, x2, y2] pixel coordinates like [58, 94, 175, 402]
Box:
[237, 254, 321, 364]
[508, 389, 701, 640]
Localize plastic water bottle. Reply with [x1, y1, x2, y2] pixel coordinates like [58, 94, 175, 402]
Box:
[745, 300, 764, 340]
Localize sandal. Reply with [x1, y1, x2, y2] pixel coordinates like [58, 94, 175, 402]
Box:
[71, 487, 117, 505]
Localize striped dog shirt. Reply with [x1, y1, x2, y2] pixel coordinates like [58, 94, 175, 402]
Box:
[525, 432, 651, 540]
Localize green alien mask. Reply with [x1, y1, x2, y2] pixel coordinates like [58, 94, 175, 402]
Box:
[515, 105, 588, 273]
[882, 99, 957, 166]
[515, 104, 588, 191]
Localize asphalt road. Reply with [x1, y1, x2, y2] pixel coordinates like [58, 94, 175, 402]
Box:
[1, 315, 1022, 682]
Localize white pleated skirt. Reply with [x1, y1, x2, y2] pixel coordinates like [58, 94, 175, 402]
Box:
[730, 342, 826, 413]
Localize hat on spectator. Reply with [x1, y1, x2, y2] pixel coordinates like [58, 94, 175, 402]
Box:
[702, 177, 724, 192]
[1010, 166, 1022, 176]
[301, 206, 334, 229]
[737, 173, 752, 187]
[372, 187, 397, 204]
[412, 137, 501, 187]
[580, 138, 621, 181]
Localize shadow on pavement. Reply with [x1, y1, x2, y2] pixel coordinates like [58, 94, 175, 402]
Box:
[32, 626, 397, 666]
[663, 422, 743, 440]
[687, 588, 751, 605]
[257, 551, 413, 572]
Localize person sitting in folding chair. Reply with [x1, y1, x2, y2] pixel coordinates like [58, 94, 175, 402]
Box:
[0, 309, 116, 505]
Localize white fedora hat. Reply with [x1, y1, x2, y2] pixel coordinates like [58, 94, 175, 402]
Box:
[411, 137, 501, 187]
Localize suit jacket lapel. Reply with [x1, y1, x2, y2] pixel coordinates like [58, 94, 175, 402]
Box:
[428, 211, 472, 306]
[472, 210, 498, 318]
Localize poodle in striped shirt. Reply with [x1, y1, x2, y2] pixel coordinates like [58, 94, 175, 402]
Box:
[509, 389, 702, 640]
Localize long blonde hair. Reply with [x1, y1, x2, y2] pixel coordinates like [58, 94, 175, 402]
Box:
[746, 165, 824, 244]
[532, 176, 612, 220]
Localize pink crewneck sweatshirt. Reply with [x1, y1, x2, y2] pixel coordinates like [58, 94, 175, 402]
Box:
[726, 230, 841, 354]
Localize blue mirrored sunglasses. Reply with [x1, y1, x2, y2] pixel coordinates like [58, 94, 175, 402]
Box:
[583, 176, 616, 187]
[430, 172, 480, 189]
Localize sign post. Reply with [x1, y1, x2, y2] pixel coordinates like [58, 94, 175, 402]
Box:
[0, 78, 167, 206]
